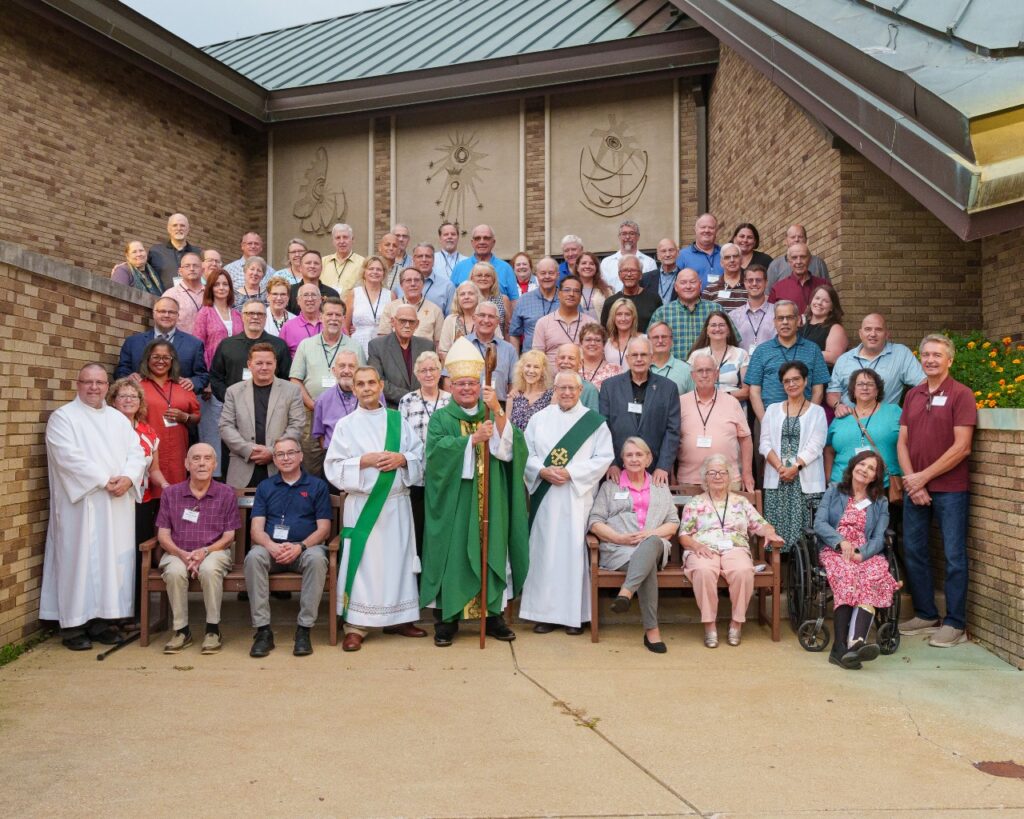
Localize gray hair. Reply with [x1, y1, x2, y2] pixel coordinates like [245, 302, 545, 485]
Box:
[331, 223, 353, 237]
[561, 234, 583, 248]
[286, 237, 308, 250]
[720, 242, 740, 255]
[774, 299, 799, 315]
[414, 350, 442, 374]
[245, 256, 268, 275]
[271, 435, 303, 453]
[626, 334, 653, 355]
[919, 333, 955, 361]
[619, 219, 640, 233]
[690, 352, 717, 371]
[699, 454, 735, 488]
[413, 242, 435, 254]
[617, 254, 641, 272]
[554, 369, 583, 388]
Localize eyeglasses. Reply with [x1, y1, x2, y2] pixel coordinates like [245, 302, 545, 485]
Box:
[243, 312, 265, 318]
[782, 377, 804, 385]
[776, 316, 796, 322]
[705, 470, 729, 479]
[114, 393, 140, 401]
[77, 379, 108, 387]
[560, 288, 581, 295]
[149, 355, 173, 362]
[395, 318, 418, 325]
[418, 367, 440, 374]
[273, 450, 301, 458]
[471, 235, 493, 242]
[554, 385, 580, 392]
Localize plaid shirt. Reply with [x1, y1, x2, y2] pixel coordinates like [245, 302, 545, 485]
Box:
[648, 299, 725, 360]
[155, 480, 240, 552]
[509, 289, 558, 351]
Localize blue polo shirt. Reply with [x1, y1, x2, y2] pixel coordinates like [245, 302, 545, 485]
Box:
[252, 470, 332, 544]
[676, 243, 722, 289]
[828, 342, 925, 407]
[451, 254, 520, 301]
[745, 336, 830, 406]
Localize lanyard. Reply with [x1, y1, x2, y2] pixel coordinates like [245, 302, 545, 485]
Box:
[419, 392, 441, 419]
[150, 379, 175, 409]
[442, 252, 458, 276]
[406, 297, 427, 314]
[337, 387, 356, 415]
[854, 351, 882, 370]
[133, 264, 162, 295]
[659, 270, 675, 303]
[580, 286, 594, 313]
[271, 312, 288, 331]
[694, 389, 718, 433]
[711, 492, 730, 533]
[366, 288, 383, 321]
[786, 397, 807, 418]
[778, 339, 799, 362]
[612, 339, 627, 368]
[538, 293, 557, 316]
[581, 362, 604, 383]
[422, 278, 434, 303]
[746, 309, 767, 342]
[180, 284, 202, 312]
[854, 403, 877, 440]
[556, 314, 583, 343]
[302, 320, 321, 338]
[321, 337, 343, 368]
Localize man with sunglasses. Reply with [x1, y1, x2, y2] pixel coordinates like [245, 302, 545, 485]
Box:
[450, 224, 520, 302]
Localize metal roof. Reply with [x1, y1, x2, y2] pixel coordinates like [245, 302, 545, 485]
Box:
[856, 0, 1024, 56]
[203, 0, 699, 90]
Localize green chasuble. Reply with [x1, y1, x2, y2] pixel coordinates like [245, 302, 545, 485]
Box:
[420, 400, 530, 621]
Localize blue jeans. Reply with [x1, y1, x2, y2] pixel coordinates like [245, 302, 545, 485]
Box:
[901, 490, 969, 629]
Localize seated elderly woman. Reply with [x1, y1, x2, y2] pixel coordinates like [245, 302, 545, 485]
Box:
[679, 454, 783, 647]
[588, 437, 680, 653]
[813, 450, 900, 670]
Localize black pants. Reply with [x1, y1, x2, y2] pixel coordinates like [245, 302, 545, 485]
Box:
[134, 499, 160, 620]
[410, 485, 425, 558]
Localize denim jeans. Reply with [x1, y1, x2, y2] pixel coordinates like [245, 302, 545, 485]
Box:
[901, 490, 969, 629]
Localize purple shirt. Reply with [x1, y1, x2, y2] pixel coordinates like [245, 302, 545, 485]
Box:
[279, 315, 323, 357]
[312, 386, 360, 451]
[155, 480, 240, 552]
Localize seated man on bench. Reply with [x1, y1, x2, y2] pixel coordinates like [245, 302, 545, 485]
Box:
[156, 444, 240, 655]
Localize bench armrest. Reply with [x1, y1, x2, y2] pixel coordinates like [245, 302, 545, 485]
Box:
[139, 537, 158, 553]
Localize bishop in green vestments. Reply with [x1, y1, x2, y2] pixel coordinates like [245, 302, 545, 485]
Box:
[420, 337, 529, 646]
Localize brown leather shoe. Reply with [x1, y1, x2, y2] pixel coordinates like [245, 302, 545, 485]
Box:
[383, 623, 427, 638]
[342, 632, 364, 652]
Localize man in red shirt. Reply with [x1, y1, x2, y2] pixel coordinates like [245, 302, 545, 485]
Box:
[897, 334, 976, 648]
[767, 242, 828, 314]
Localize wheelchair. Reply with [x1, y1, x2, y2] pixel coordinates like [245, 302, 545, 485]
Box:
[790, 511, 902, 655]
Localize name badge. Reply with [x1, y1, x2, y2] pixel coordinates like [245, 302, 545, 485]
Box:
[696, 436, 712, 448]
[273, 524, 290, 541]
[716, 538, 734, 552]
[182, 509, 199, 523]
[707, 274, 720, 284]
[321, 376, 335, 389]
[613, 491, 630, 501]
[931, 395, 947, 407]
[854, 446, 871, 455]
[242, 368, 253, 381]
[748, 343, 758, 355]
[719, 290, 731, 300]
[855, 498, 872, 511]
[627, 402, 643, 414]
[163, 417, 179, 428]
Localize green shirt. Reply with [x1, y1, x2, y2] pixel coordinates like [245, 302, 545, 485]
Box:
[289, 333, 365, 401]
[650, 357, 695, 395]
[649, 299, 727, 360]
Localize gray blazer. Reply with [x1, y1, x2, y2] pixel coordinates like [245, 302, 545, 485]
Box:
[367, 333, 435, 409]
[588, 479, 680, 571]
[598, 372, 681, 474]
[813, 484, 889, 559]
[219, 377, 306, 489]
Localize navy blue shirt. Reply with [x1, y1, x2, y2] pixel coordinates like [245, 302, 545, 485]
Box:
[252, 470, 332, 544]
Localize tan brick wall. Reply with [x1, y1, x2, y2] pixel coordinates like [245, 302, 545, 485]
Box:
[523, 97, 547, 259]
[373, 117, 392, 244]
[678, 89, 699, 242]
[0, 249, 152, 647]
[0, 5, 265, 280]
[967, 425, 1024, 669]
[981, 226, 1024, 342]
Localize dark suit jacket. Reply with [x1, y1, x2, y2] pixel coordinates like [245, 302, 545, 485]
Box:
[641, 268, 679, 306]
[367, 334, 435, 408]
[115, 329, 209, 390]
[598, 371, 680, 474]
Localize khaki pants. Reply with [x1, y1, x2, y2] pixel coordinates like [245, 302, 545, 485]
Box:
[159, 550, 233, 630]
[301, 410, 325, 477]
[683, 548, 755, 624]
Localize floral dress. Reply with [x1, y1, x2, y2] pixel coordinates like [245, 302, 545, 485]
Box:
[510, 389, 552, 431]
[764, 415, 822, 552]
[818, 499, 899, 607]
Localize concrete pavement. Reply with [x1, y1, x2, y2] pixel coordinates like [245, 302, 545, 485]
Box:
[2, 596, 1023, 818]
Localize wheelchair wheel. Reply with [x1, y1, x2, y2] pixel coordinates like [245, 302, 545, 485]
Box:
[878, 621, 901, 655]
[798, 620, 830, 652]
[787, 546, 808, 632]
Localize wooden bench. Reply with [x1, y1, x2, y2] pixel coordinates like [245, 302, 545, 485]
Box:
[586, 486, 781, 642]
[139, 490, 344, 647]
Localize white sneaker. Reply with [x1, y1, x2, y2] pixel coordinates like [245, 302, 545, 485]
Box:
[201, 632, 223, 654]
[899, 616, 940, 636]
[928, 625, 967, 647]
[163, 631, 193, 654]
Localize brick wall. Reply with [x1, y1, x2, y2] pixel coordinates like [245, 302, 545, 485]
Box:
[678, 89, 699, 242]
[0, 244, 153, 647]
[981, 226, 1024, 342]
[373, 117, 392, 243]
[524, 97, 547, 259]
[967, 422, 1024, 669]
[0, 5, 265, 280]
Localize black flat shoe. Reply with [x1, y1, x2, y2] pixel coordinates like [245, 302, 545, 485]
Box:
[485, 617, 516, 641]
[433, 626, 456, 647]
[644, 635, 667, 654]
[611, 595, 631, 613]
[830, 650, 862, 670]
[532, 622, 557, 634]
[250, 629, 275, 658]
[857, 642, 881, 663]
[89, 627, 122, 646]
[293, 626, 312, 656]
[62, 634, 92, 651]
[565, 626, 584, 636]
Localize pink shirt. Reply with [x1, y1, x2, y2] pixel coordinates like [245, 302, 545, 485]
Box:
[193, 305, 243, 368]
[676, 389, 751, 485]
[531, 310, 597, 369]
[619, 470, 651, 529]
[162, 283, 206, 335]
[279, 315, 323, 356]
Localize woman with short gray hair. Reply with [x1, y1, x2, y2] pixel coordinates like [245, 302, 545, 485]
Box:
[588, 437, 681, 654]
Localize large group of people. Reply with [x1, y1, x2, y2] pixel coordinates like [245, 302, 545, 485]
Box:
[39, 213, 977, 667]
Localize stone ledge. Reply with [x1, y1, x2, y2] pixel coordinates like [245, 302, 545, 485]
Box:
[0, 241, 156, 309]
[977, 408, 1024, 431]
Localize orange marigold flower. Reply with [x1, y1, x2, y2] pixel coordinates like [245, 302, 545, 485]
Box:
[1016, 374, 1024, 383]
[988, 400, 997, 407]
[982, 341, 991, 349]
[1013, 359, 1021, 365]
[967, 341, 976, 350]
[989, 350, 998, 358]
[997, 367, 1005, 372]
[1003, 337, 1012, 345]
[974, 390, 982, 396]
[999, 379, 1006, 385]
[976, 401, 984, 408]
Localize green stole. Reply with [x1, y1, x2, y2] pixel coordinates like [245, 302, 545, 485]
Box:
[528, 409, 606, 530]
[339, 408, 402, 617]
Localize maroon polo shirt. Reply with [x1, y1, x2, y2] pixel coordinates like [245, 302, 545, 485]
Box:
[900, 376, 976, 493]
[768, 274, 829, 314]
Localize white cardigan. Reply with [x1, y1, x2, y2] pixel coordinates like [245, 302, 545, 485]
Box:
[758, 401, 827, 492]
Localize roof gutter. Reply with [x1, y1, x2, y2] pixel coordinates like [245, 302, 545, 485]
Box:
[671, 0, 1024, 240]
[264, 29, 719, 121]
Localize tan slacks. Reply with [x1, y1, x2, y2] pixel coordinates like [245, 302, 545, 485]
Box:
[159, 550, 233, 630]
[683, 548, 755, 624]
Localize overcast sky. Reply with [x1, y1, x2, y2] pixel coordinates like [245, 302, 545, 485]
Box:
[122, 0, 406, 46]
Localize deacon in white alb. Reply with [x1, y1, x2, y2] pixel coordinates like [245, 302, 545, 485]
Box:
[520, 370, 614, 633]
[41, 363, 146, 650]
[323, 366, 426, 652]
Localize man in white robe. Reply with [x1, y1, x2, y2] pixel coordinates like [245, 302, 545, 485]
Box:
[41, 363, 146, 650]
[521, 370, 614, 633]
[323, 366, 426, 651]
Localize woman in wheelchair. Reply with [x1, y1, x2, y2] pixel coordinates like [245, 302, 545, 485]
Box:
[679, 454, 784, 648]
[813, 450, 900, 669]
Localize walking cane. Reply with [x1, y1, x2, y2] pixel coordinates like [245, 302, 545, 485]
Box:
[479, 345, 497, 649]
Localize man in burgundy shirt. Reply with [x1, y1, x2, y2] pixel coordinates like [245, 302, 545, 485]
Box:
[897, 334, 976, 648]
[155, 444, 240, 655]
[767, 242, 828, 314]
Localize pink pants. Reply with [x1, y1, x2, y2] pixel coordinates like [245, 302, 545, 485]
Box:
[683, 549, 755, 624]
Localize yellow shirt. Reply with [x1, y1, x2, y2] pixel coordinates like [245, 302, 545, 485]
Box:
[321, 252, 365, 294]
